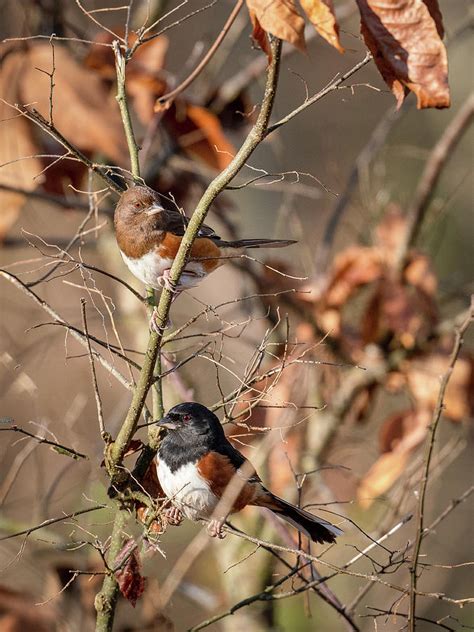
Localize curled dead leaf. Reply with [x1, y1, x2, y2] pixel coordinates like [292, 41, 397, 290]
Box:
[357, 409, 430, 507]
[361, 277, 438, 349]
[165, 103, 235, 170]
[0, 41, 128, 238]
[115, 540, 146, 607]
[246, 0, 306, 54]
[404, 350, 474, 421]
[300, 0, 344, 52]
[356, 0, 450, 109]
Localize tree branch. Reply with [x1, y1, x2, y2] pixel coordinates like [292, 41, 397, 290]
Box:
[395, 93, 474, 271]
[408, 297, 474, 630]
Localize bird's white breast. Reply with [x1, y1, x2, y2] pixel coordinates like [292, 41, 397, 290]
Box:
[121, 249, 171, 290]
[157, 460, 219, 521]
[121, 249, 207, 290]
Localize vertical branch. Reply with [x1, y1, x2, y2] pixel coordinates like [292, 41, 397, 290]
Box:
[113, 39, 164, 424]
[408, 298, 473, 630]
[94, 510, 128, 632]
[96, 34, 282, 632]
[95, 40, 162, 632]
[113, 41, 141, 181]
[395, 94, 474, 271]
[113, 35, 283, 472]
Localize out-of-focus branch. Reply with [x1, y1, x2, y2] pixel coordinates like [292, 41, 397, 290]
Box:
[0, 183, 93, 211]
[408, 297, 474, 630]
[395, 93, 474, 271]
[156, 0, 244, 109]
[314, 103, 406, 275]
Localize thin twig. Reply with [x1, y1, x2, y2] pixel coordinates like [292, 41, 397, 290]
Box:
[0, 424, 87, 460]
[0, 269, 132, 389]
[408, 297, 474, 630]
[81, 299, 108, 442]
[156, 0, 243, 108]
[0, 505, 106, 542]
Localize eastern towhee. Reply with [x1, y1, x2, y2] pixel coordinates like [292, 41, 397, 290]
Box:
[156, 402, 343, 543]
[114, 186, 296, 294]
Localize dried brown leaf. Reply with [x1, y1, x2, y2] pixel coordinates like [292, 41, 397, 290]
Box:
[249, 11, 272, 59]
[361, 278, 437, 349]
[166, 103, 235, 170]
[324, 247, 383, 307]
[246, 0, 306, 52]
[0, 585, 56, 632]
[356, 0, 450, 109]
[300, 0, 344, 52]
[0, 45, 43, 239]
[405, 351, 474, 421]
[115, 540, 146, 607]
[0, 42, 129, 238]
[357, 409, 430, 507]
[374, 205, 408, 266]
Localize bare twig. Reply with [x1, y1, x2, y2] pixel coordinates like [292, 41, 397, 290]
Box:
[0, 269, 132, 389]
[408, 298, 474, 630]
[0, 424, 87, 460]
[0, 505, 106, 542]
[81, 299, 108, 442]
[156, 0, 244, 108]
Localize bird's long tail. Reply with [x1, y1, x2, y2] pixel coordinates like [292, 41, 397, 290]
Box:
[219, 238, 297, 249]
[254, 492, 342, 544]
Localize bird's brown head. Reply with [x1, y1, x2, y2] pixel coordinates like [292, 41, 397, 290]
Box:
[114, 186, 166, 257]
[115, 185, 162, 221]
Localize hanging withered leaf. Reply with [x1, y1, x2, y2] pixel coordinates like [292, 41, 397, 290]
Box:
[356, 0, 450, 109]
[115, 539, 146, 607]
[246, 0, 306, 54]
[0, 41, 129, 239]
[357, 409, 430, 507]
[300, 0, 344, 52]
[164, 103, 235, 170]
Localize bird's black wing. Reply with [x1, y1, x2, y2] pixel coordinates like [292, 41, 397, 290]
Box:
[218, 439, 263, 485]
[159, 209, 221, 240]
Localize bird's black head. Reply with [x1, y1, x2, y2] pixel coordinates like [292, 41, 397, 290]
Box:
[157, 402, 225, 443]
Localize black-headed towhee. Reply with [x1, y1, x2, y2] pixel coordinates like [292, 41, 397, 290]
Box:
[156, 402, 343, 543]
[114, 186, 296, 293]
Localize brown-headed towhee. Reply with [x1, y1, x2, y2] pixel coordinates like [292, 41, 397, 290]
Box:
[156, 402, 343, 543]
[114, 186, 296, 293]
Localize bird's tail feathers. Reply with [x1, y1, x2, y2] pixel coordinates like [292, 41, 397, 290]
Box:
[220, 238, 297, 250]
[254, 492, 342, 545]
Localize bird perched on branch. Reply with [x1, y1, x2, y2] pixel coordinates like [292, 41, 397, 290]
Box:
[114, 186, 296, 313]
[156, 402, 343, 543]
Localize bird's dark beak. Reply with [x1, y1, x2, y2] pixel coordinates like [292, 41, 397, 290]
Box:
[156, 415, 177, 430]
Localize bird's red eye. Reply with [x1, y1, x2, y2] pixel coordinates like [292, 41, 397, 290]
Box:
[183, 414, 191, 422]
[134, 202, 141, 209]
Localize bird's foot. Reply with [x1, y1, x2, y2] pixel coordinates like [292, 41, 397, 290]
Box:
[164, 506, 184, 526]
[149, 307, 172, 333]
[207, 518, 226, 539]
[157, 269, 179, 294]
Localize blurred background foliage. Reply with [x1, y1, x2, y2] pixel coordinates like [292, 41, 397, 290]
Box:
[0, 1, 472, 631]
